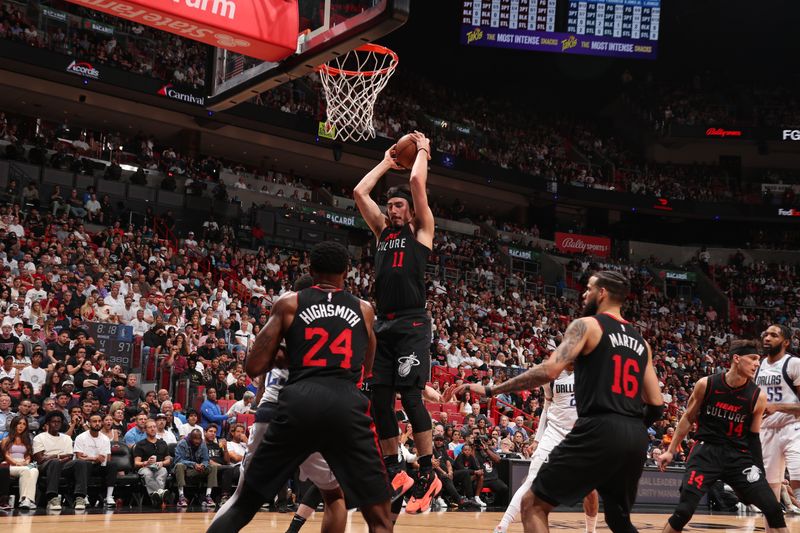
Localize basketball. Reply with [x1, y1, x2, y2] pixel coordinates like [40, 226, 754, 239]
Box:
[393, 134, 418, 169]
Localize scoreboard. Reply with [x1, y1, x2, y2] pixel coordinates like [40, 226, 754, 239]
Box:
[461, 0, 660, 59]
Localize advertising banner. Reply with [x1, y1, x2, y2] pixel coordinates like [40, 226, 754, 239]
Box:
[63, 0, 298, 61]
[555, 232, 611, 257]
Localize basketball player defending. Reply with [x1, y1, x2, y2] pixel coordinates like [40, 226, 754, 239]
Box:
[447, 271, 663, 533]
[207, 242, 392, 533]
[494, 364, 599, 533]
[757, 324, 800, 502]
[354, 131, 440, 514]
[657, 339, 787, 533]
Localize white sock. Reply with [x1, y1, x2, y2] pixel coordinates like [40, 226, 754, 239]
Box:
[793, 488, 800, 503]
[206, 488, 213, 496]
[178, 488, 184, 497]
[106, 487, 114, 499]
[585, 514, 597, 533]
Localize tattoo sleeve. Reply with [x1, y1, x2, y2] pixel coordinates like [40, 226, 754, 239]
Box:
[491, 319, 588, 395]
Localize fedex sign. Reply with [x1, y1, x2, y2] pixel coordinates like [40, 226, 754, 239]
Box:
[63, 0, 298, 62]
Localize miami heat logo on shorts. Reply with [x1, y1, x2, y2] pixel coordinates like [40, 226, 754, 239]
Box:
[743, 466, 761, 483]
[398, 352, 420, 377]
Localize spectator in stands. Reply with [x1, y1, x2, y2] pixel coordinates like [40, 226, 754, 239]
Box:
[174, 427, 217, 507]
[218, 422, 246, 505]
[33, 411, 90, 511]
[0, 394, 12, 439]
[133, 418, 171, 507]
[100, 414, 120, 443]
[124, 411, 148, 447]
[124, 374, 145, 404]
[453, 442, 484, 507]
[154, 413, 176, 444]
[199, 387, 228, 430]
[11, 399, 38, 433]
[432, 434, 473, 509]
[1, 415, 38, 509]
[74, 413, 117, 507]
[180, 408, 202, 436]
[225, 390, 254, 425]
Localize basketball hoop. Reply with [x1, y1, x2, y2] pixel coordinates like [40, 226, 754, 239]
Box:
[317, 44, 398, 143]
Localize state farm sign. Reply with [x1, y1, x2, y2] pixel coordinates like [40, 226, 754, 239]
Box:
[63, 0, 298, 62]
[555, 232, 611, 258]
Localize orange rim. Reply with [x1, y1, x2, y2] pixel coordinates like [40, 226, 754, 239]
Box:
[318, 43, 399, 77]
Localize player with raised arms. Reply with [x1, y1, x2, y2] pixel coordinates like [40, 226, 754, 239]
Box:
[354, 131, 441, 515]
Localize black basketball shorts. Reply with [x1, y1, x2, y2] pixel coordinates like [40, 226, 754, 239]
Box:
[244, 379, 391, 508]
[370, 310, 431, 389]
[532, 414, 648, 509]
[680, 441, 773, 502]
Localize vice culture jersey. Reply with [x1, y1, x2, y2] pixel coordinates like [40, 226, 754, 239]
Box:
[374, 224, 429, 315]
[545, 370, 578, 433]
[285, 287, 368, 386]
[694, 371, 760, 449]
[755, 353, 800, 429]
[575, 313, 648, 419]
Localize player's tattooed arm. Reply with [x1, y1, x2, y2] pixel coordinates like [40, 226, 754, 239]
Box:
[490, 318, 590, 396]
[245, 294, 293, 379]
[764, 401, 800, 417]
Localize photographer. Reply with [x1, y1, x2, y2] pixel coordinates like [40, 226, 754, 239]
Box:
[432, 434, 476, 509]
[455, 430, 508, 508]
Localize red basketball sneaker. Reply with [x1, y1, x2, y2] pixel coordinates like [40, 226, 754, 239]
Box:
[405, 471, 442, 514]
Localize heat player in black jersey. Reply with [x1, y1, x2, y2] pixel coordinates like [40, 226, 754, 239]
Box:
[657, 340, 787, 533]
[354, 132, 441, 514]
[207, 242, 392, 533]
[447, 271, 664, 533]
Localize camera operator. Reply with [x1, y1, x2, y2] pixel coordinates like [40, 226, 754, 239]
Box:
[432, 434, 476, 509]
[455, 429, 508, 507]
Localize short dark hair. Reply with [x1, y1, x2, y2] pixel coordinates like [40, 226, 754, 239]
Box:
[386, 185, 414, 210]
[186, 408, 198, 418]
[730, 339, 760, 357]
[593, 270, 630, 303]
[310, 242, 349, 275]
[293, 274, 314, 291]
[769, 324, 792, 341]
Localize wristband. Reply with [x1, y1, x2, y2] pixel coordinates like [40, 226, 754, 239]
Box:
[417, 148, 429, 155]
[484, 386, 493, 397]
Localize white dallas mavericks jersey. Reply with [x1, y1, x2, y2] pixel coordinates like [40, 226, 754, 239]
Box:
[545, 370, 578, 432]
[258, 368, 289, 407]
[755, 353, 800, 429]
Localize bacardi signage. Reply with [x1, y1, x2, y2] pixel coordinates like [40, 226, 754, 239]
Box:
[66, 60, 100, 79]
[63, 0, 298, 62]
[157, 84, 205, 106]
[555, 232, 611, 258]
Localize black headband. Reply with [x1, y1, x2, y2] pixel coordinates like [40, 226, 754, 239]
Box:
[730, 344, 759, 357]
[388, 190, 414, 209]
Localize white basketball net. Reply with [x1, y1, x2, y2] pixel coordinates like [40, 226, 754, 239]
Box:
[318, 45, 398, 143]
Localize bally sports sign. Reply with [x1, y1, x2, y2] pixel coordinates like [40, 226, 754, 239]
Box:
[63, 0, 298, 61]
[555, 232, 611, 258]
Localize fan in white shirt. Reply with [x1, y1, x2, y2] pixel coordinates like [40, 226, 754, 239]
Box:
[74, 414, 117, 505]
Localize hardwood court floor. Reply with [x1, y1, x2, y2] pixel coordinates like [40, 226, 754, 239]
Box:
[7, 510, 800, 532]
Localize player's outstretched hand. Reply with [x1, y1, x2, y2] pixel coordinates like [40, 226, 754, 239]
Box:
[383, 145, 404, 170]
[442, 383, 464, 403]
[656, 451, 673, 472]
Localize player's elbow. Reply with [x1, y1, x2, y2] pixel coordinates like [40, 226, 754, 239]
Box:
[543, 363, 561, 381]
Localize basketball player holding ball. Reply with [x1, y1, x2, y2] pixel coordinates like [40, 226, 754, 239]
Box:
[354, 131, 441, 516]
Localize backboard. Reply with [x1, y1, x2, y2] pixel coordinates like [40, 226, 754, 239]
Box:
[207, 0, 409, 111]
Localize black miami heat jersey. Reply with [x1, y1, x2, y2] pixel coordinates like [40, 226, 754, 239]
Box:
[285, 287, 368, 385]
[374, 224, 429, 315]
[694, 372, 760, 449]
[575, 313, 648, 419]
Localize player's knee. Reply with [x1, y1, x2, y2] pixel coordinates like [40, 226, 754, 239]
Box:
[400, 389, 432, 432]
[668, 493, 701, 531]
